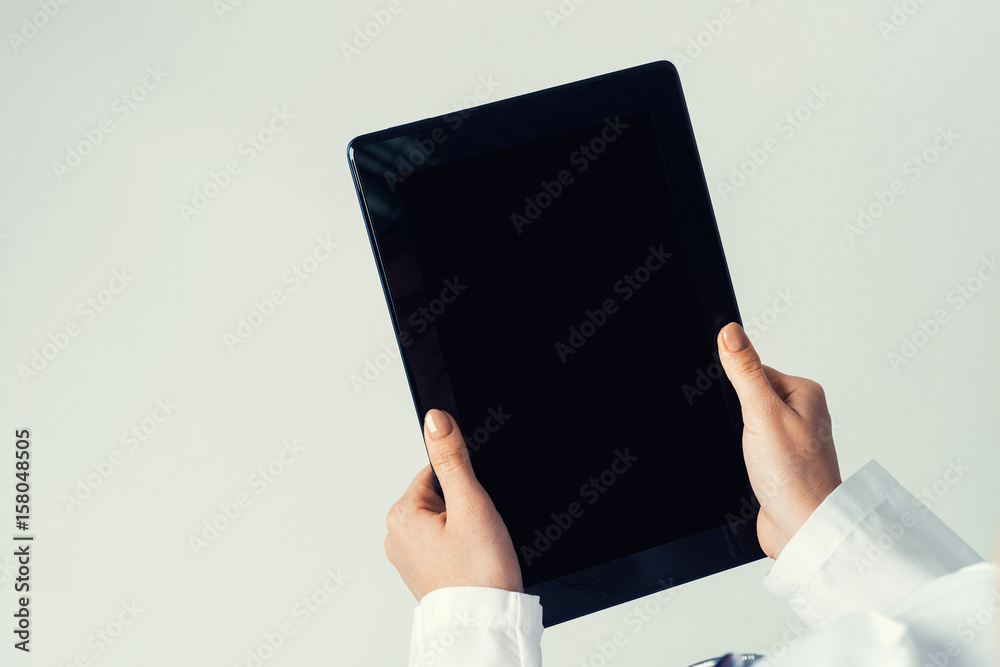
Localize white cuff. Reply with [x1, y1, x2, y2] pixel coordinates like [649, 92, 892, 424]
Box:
[409, 587, 543, 667]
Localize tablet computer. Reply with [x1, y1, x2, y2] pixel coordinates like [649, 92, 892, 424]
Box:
[348, 61, 764, 626]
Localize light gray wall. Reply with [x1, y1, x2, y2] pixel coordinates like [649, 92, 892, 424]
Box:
[2, 1, 997, 665]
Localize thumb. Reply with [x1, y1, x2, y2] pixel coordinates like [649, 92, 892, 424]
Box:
[423, 409, 482, 510]
[717, 322, 781, 421]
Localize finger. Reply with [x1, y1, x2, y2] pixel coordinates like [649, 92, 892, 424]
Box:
[404, 465, 446, 512]
[718, 323, 783, 423]
[763, 366, 827, 419]
[387, 468, 437, 528]
[405, 465, 435, 495]
[762, 365, 797, 402]
[423, 409, 483, 513]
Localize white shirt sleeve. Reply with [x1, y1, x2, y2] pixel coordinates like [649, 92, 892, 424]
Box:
[408, 586, 543, 667]
[761, 563, 1000, 666]
[762, 459, 983, 628]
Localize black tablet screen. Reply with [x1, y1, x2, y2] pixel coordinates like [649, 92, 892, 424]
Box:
[395, 111, 747, 588]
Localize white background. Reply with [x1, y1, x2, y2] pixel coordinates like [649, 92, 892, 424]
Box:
[1, 1, 999, 665]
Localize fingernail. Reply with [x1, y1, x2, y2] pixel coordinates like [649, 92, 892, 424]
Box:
[425, 409, 453, 439]
[723, 324, 749, 352]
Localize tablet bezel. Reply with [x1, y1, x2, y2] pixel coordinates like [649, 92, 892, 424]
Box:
[348, 61, 764, 626]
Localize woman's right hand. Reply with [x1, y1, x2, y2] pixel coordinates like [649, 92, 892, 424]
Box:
[717, 322, 843, 560]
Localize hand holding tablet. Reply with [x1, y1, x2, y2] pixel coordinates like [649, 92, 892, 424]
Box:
[384, 408, 523, 600]
[381, 321, 843, 624]
[715, 324, 842, 560]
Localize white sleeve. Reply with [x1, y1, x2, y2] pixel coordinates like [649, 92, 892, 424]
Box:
[761, 563, 1000, 667]
[408, 587, 543, 667]
[762, 459, 982, 628]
